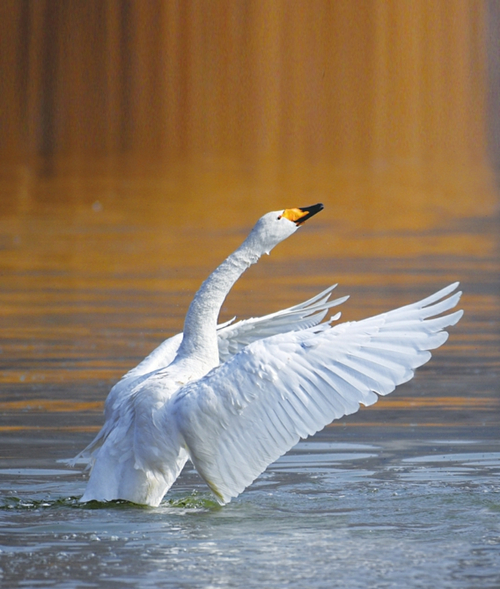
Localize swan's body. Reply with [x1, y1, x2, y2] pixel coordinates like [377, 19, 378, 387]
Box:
[68, 204, 463, 506]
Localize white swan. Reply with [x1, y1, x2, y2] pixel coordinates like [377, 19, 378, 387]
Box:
[68, 204, 463, 506]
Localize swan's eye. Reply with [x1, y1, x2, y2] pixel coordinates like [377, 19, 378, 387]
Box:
[277, 215, 282, 220]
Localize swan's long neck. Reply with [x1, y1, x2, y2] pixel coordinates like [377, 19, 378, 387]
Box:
[177, 237, 261, 369]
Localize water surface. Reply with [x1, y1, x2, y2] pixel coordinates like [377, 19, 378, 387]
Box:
[0, 158, 499, 588]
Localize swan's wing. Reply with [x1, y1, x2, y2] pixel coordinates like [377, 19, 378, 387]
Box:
[64, 288, 346, 467]
[217, 285, 349, 362]
[64, 333, 186, 465]
[172, 283, 463, 505]
[116, 286, 348, 384]
[61, 349, 185, 468]
[119, 333, 184, 382]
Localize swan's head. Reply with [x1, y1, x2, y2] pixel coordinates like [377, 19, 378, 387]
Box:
[246, 203, 324, 255]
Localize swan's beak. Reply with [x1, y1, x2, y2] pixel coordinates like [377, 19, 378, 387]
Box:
[282, 203, 324, 226]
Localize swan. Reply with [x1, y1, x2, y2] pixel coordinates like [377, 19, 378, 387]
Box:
[67, 204, 463, 506]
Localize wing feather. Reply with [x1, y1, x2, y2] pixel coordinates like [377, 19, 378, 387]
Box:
[115, 285, 348, 391]
[172, 283, 463, 504]
[216, 285, 348, 361]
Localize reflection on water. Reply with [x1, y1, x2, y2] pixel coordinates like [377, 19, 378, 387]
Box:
[0, 156, 499, 588]
[1, 436, 499, 589]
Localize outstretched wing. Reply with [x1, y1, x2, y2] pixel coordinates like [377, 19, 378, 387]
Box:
[121, 285, 347, 383]
[65, 286, 346, 467]
[172, 283, 463, 505]
[216, 285, 348, 362]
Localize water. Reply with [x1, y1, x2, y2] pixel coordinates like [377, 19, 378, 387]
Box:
[1, 434, 499, 589]
[1, 157, 499, 588]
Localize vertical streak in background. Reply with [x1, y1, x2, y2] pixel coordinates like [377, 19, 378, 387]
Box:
[486, 0, 500, 174]
[39, 1, 60, 155]
[119, 0, 133, 152]
[372, 0, 389, 167]
[420, 0, 444, 166]
[247, 1, 282, 158]
[105, 0, 121, 155]
[391, 0, 422, 164]
[163, 0, 181, 157]
[0, 0, 492, 168]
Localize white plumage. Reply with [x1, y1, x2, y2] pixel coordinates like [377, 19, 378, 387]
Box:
[68, 204, 463, 506]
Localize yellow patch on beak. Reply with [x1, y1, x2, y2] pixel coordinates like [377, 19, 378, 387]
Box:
[282, 208, 309, 224]
[282, 203, 324, 225]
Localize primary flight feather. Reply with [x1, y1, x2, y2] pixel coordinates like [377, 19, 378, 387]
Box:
[67, 204, 463, 506]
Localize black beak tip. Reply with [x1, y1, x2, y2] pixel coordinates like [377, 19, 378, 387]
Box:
[298, 203, 324, 224]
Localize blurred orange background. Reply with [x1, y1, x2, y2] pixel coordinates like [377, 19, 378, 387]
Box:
[0, 1, 491, 162]
[1, 1, 499, 271]
[0, 1, 498, 433]
[1, 1, 499, 229]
